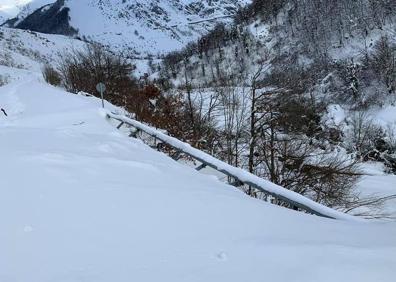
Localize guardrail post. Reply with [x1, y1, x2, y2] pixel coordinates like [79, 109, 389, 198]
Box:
[171, 150, 182, 161]
[129, 128, 140, 138]
[117, 121, 125, 129]
[230, 178, 244, 187]
[195, 163, 207, 171]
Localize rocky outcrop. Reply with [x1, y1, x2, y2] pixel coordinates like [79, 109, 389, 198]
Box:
[4, 0, 77, 36]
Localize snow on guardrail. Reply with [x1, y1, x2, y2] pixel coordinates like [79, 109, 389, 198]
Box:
[106, 111, 363, 221]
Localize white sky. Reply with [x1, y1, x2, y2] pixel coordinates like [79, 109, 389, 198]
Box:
[0, 0, 32, 16]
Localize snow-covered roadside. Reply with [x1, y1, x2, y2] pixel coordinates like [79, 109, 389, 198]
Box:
[106, 111, 360, 221]
[1, 79, 396, 282]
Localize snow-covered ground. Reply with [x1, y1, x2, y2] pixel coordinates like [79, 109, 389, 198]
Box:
[0, 27, 86, 74]
[1, 74, 396, 281]
[357, 162, 396, 217]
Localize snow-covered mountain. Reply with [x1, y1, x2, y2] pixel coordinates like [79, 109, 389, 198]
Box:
[4, 0, 55, 23]
[0, 0, 36, 22]
[4, 0, 250, 56]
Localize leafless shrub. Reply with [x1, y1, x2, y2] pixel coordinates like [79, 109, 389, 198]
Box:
[370, 36, 396, 94]
[341, 194, 396, 219]
[0, 51, 20, 68]
[385, 125, 396, 152]
[255, 134, 361, 208]
[216, 85, 249, 166]
[42, 64, 61, 86]
[0, 74, 10, 86]
[346, 111, 384, 158]
[57, 43, 137, 107]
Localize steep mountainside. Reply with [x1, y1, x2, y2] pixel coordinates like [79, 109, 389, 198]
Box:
[4, 0, 250, 56]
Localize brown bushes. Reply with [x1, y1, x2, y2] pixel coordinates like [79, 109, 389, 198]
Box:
[49, 44, 200, 143]
[42, 64, 61, 86]
[57, 44, 137, 107]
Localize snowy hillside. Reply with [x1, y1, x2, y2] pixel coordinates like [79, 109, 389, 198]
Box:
[0, 26, 86, 84]
[1, 74, 396, 281]
[5, 0, 250, 56]
[156, 0, 396, 217]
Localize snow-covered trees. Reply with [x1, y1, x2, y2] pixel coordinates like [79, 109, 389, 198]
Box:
[370, 36, 396, 94]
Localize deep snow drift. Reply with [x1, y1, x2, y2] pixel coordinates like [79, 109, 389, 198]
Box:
[1, 79, 396, 282]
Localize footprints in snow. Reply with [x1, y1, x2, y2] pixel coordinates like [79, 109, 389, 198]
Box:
[215, 251, 228, 261]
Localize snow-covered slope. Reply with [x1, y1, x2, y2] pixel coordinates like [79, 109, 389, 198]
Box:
[0, 76, 396, 281]
[157, 0, 396, 218]
[0, 26, 86, 83]
[0, 12, 7, 23]
[6, 0, 250, 56]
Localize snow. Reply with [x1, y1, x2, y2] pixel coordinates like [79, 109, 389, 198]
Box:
[373, 104, 396, 127]
[357, 162, 396, 217]
[0, 11, 8, 23]
[0, 0, 30, 18]
[2, 0, 55, 25]
[1, 77, 396, 281]
[328, 22, 396, 61]
[326, 104, 347, 126]
[0, 26, 86, 73]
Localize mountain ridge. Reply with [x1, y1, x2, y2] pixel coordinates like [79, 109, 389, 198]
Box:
[4, 0, 251, 55]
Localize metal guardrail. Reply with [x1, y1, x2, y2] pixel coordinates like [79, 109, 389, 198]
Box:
[106, 111, 361, 221]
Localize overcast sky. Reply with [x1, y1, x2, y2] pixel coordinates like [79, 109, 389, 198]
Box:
[0, 0, 31, 16]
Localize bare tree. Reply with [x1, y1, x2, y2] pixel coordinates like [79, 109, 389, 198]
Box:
[217, 84, 249, 167]
[42, 64, 61, 86]
[346, 111, 383, 159]
[57, 43, 137, 107]
[370, 36, 396, 94]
